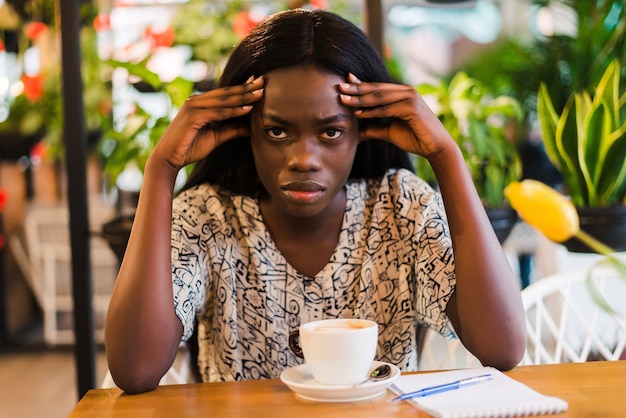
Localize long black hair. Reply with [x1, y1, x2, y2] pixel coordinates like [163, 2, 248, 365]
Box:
[182, 9, 413, 195]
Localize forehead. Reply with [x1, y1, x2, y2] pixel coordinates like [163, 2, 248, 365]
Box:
[260, 65, 346, 116]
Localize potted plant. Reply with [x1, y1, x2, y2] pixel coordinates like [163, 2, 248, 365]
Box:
[460, 0, 626, 199]
[415, 71, 524, 242]
[537, 59, 626, 252]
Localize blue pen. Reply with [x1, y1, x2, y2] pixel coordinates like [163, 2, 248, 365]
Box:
[390, 373, 493, 401]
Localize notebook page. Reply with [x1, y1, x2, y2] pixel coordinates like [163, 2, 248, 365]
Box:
[390, 367, 568, 418]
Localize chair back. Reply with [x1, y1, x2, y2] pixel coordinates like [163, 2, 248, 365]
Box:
[520, 266, 626, 364]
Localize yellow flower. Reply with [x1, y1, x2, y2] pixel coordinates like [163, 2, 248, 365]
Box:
[505, 181, 626, 317]
[504, 180, 579, 242]
[504, 180, 619, 259]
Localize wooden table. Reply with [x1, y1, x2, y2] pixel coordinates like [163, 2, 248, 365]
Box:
[69, 361, 625, 417]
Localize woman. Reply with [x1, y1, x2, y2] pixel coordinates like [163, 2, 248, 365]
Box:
[105, 9, 526, 394]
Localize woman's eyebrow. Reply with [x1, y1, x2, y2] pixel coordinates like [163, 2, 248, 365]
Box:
[263, 113, 353, 125]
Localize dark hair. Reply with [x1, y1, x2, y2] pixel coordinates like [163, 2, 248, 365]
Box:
[182, 9, 413, 195]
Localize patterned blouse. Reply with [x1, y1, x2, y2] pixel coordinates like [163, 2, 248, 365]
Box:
[171, 168, 456, 382]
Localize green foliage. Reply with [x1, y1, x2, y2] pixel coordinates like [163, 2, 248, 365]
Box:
[100, 61, 194, 189]
[0, 2, 113, 162]
[463, 0, 626, 119]
[170, 0, 243, 79]
[538, 60, 626, 207]
[416, 72, 523, 207]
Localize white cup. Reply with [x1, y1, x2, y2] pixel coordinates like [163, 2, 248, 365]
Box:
[289, 318, 378, 385]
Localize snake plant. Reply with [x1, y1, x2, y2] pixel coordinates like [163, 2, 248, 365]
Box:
[537, 59, 626, 207]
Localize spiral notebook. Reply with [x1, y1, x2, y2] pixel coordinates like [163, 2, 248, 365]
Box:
[390, 367, 568, 418]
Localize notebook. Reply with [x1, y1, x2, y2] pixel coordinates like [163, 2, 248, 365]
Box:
[390, 367, 568, 418]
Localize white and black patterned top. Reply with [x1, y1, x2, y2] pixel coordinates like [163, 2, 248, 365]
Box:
[171, 168, 456, 382]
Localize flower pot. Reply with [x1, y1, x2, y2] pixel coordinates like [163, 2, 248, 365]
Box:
[563, 206, 626, 253]
[486, 206, 518, 243]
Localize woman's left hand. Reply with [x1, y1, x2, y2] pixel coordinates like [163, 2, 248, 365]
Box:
[339, 73, 453, 159]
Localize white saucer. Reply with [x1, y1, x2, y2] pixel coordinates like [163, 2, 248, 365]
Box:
[280, 361, 400, 402]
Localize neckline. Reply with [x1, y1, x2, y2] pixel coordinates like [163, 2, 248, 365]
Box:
[247, 183, 359, 279]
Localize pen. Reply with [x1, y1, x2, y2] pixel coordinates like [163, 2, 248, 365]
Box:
[390, 373, 493, 401]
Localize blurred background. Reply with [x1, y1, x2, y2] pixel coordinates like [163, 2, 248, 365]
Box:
[0, 0, 624, 416]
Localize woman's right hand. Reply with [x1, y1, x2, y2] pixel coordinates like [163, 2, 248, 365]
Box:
[151, 76, 264, 172]
[105, 77, 263, 393]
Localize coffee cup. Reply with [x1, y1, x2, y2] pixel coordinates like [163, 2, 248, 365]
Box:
[288, 318, 378, 385]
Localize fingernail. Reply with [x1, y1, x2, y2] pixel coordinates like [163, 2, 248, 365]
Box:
[349, 73, 362, 83]
[246, 75, 254, 83]
[340, 94, 351, 101]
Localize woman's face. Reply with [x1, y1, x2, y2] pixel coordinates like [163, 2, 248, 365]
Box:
[250, 65, 359, 219]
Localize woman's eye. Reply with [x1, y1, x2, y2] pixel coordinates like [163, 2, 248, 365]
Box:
[322, 128, 342, 140]
[266, 127, 288, 139]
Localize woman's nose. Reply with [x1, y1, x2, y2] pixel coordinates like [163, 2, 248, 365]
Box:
[286, 137, 322, 171]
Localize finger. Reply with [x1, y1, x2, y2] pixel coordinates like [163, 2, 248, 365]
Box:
[186, 86, 263, 111]
[348, 73, 361, 83]
[186, 76, 264, 107]
[340, 88, 416, 114]
[339, 78, 411, 96]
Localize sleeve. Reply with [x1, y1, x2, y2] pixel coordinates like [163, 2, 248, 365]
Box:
[415, 191, 457, 339]
[171, 189, 209, 342]
[393, 170, 456, 338]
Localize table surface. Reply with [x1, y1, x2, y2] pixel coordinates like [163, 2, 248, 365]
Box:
[69, 360, 626, 417]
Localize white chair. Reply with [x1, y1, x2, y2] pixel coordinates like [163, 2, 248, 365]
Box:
[417, 328, 482, 371]
[9, 202, 118, 345]
[520, 265, 626, 365]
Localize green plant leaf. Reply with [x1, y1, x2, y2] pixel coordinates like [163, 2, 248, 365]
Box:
[164, 77, 195, 108]
[594, 59, 619, 127]
[485, 96, 523, 120]
[597, 129, 626, 204]
[467, 116, 489, 157]
[556, 96, 587, 204]
[415, 84, 439, 96]
[585, 256, 626, 316]
[484, 164, 505, 207]
[107, 59, 164, 91]
[582, 99, 611, 204]
[537, 83, 562, 171]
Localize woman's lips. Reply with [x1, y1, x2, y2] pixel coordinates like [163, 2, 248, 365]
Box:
[281, 181, 325, 203]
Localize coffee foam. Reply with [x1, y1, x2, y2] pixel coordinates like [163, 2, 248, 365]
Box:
[313, 320, 374, 332]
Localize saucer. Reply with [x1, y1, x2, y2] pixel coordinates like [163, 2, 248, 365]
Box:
[280, 361, 400, 402]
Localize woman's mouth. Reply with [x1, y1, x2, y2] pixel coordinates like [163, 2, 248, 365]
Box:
[281, 181, 325, 203]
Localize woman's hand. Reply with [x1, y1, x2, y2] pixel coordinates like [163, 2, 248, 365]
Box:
[339, 73, 454, 159]
[151, 76, 264, 172]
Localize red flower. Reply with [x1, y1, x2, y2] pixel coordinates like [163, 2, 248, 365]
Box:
[0, 40, 5, 52]
[21, 74, 44, 102]
[232, 11, 262, 40]
[0, 187, 7, 212]
[145, 26, 175, 49]
[93, 14, 111, 32]
[309, 0, 328, 9]
[287, 0, 327, 9]
[30, 142, 47, 162]
[25, 21, 48, 41]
